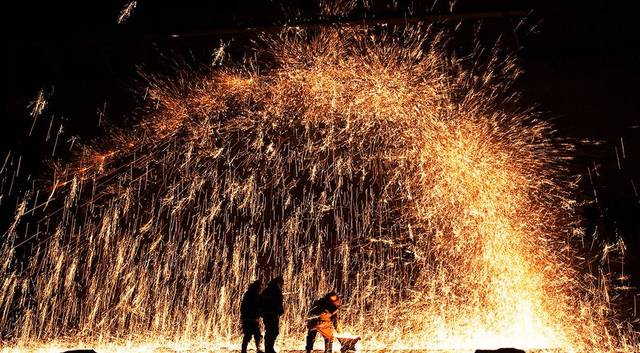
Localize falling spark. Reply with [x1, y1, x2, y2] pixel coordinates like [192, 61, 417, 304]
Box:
[27, 88, 50, 136]
[51, 123, 63, 156]
[0, 152, 11, 174]
[0, 25, 637, 353]
[211, 41, 228, 66]
[27, 89, 48, 118]
[97, 102, 107, 127]
[117, 1, 137, 24]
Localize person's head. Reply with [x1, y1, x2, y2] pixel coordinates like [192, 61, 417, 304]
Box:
[248, 279, 261, 292]
[269, 276, 284, 289]
[325, 291, 341, 308]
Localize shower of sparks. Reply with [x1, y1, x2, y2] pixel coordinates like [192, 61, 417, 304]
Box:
[117, 1, 137, 24]
[319, 0, 359, 16]
[0, 25, 638, 353]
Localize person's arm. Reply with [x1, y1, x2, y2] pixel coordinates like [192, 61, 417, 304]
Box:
[332, 312, 339, 332]
[278, 293, 285, 315]
[240, 295, 248, 317]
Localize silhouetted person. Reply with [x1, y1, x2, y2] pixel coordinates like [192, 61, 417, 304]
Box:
[240, 280, 263, 353]
[261, 276, 284, 353]
[305, 291, 341, 353]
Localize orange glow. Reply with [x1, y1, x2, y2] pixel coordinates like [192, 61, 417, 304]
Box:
[0, 26, 636, 353]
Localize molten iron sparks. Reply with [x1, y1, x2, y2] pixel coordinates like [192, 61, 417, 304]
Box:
[117, 1, 137, 24]
[0, 26, 637, 352]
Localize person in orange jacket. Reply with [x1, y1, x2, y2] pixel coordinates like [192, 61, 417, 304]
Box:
[305, 292, 341, 353]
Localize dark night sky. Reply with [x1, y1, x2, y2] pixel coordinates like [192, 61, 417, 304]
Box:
[2, 0, 639, 305]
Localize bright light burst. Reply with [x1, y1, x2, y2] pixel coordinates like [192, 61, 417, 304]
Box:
[0, 25, 637, 352]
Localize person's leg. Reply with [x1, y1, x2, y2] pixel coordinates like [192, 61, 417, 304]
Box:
[264, 329, 274, 353]
[241, 321, 252, 353]
[263, 316, 279, 353]
[318, 324, 333, 353]
[272, 317, 280, 352]
[305, 329, 317, 352]
[264, 332, 274, 353]
[241, 332, 251, 353]
[262, 317, 271, 353]
[323, 336, 333, 353]
[244, 320, 262, 352]
[254, 324, 263, 353]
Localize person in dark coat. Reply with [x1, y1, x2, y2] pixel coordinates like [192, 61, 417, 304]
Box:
[261, 276, 284, 353]
[305, 291, 341, 353]
[240, 280, 263, 353]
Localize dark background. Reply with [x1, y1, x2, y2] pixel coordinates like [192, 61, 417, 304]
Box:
[2, 0, 638, 314]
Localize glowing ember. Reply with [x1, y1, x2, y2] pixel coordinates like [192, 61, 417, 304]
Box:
[0, 25, 637, 353]
[117, 1, 137, 24]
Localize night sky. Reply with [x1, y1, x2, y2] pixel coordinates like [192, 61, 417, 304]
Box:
[2, 0, 639, 315]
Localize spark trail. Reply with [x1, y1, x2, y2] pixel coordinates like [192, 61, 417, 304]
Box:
[0, 26, 637, 352]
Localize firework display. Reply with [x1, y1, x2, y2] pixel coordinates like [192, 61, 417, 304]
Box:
[0, 25, 637, 352]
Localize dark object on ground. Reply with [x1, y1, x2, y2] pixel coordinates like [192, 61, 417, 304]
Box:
[62, 350, 97, 353]
[336, 336, 361, 352]
[475, 349, 526, 353]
